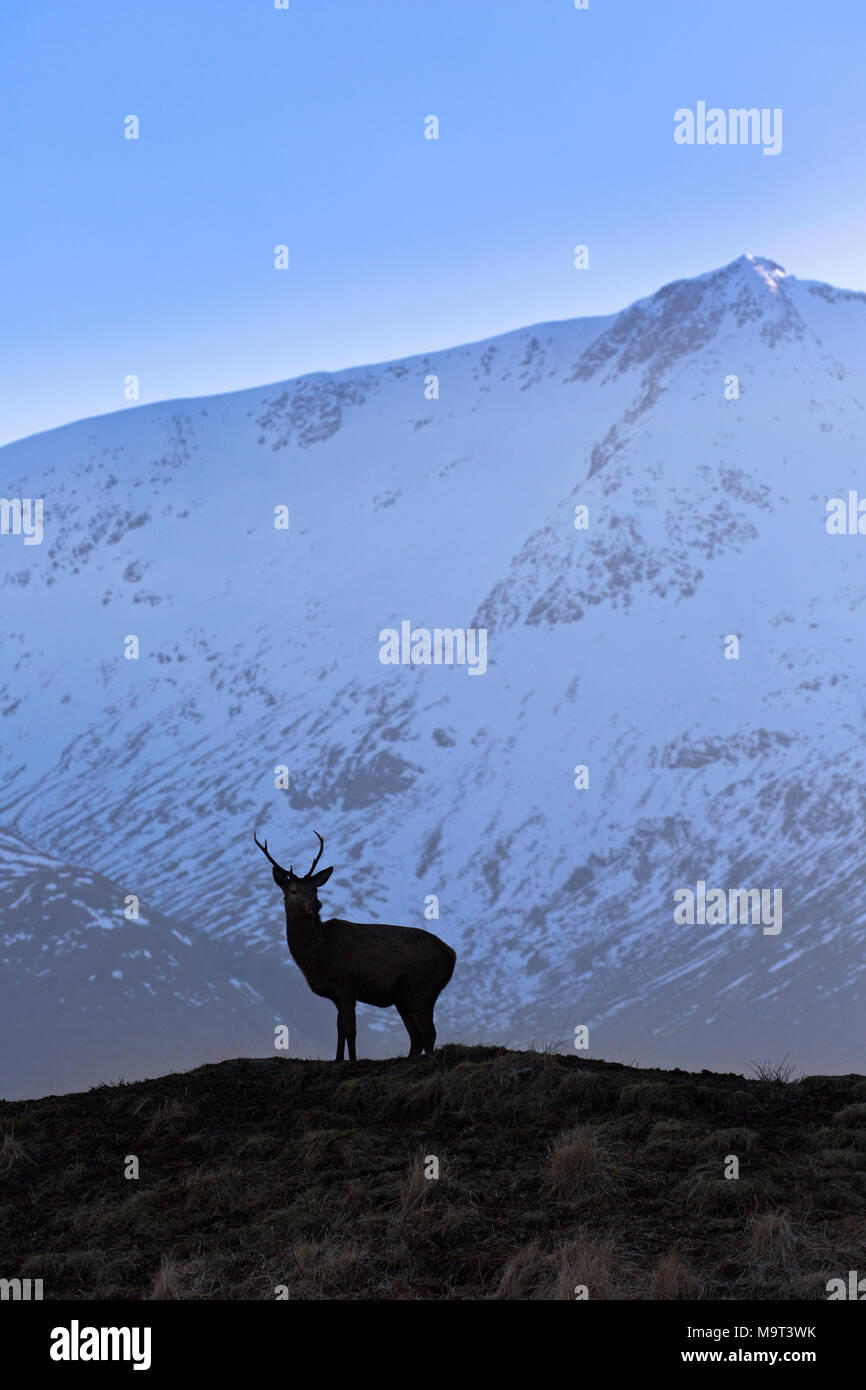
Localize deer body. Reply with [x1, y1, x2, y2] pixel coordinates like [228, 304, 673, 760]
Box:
[256, 830, 456, 1060]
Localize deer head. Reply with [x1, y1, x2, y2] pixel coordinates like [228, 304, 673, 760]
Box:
[253, 829, 333, 919]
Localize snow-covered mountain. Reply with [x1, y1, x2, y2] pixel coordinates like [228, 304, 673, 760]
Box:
[3, 252, 866, 1095]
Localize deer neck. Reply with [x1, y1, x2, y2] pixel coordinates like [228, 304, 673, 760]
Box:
[283, 905, 323, 961]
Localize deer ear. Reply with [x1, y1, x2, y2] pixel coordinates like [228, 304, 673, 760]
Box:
[309, 866, 333, 888]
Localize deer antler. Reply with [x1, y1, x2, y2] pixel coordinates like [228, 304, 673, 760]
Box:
[306, 830, 325, 878]
[253, 831, 284, 870]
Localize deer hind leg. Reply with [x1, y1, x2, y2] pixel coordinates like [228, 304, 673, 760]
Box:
[412, 998, 437, 1056]
[396, 1002, 424, 1058]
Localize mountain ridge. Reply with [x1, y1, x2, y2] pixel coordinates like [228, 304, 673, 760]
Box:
[7, 251, 858, 452]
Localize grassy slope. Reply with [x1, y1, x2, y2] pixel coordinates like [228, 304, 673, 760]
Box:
[2, 1044, 866, 1300]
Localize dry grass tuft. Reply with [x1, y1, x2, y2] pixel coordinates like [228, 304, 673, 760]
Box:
[492, 1231, 619, 1300]
[0, 1126, 32, 1175]
[548, 1231, 619, 1300]
[649, 1250, 703, 1300]
[748, 1210, 796, 1264]
[398, 1149, 446, 1213]
[748, 1055, 797, 1085]
[149, 1255, 181, 1300]
[547, 1125, 600, 1195]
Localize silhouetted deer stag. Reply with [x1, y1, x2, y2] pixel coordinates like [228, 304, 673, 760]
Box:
[254, 829, 456, 1060]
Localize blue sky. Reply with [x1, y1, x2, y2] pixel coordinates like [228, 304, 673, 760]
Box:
[2, 0, 864, 445]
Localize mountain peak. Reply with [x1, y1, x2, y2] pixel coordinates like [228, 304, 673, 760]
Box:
[736, 253, 788, 291]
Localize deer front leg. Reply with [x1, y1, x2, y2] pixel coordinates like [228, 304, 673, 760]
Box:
[335, 996, 357, 1062]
